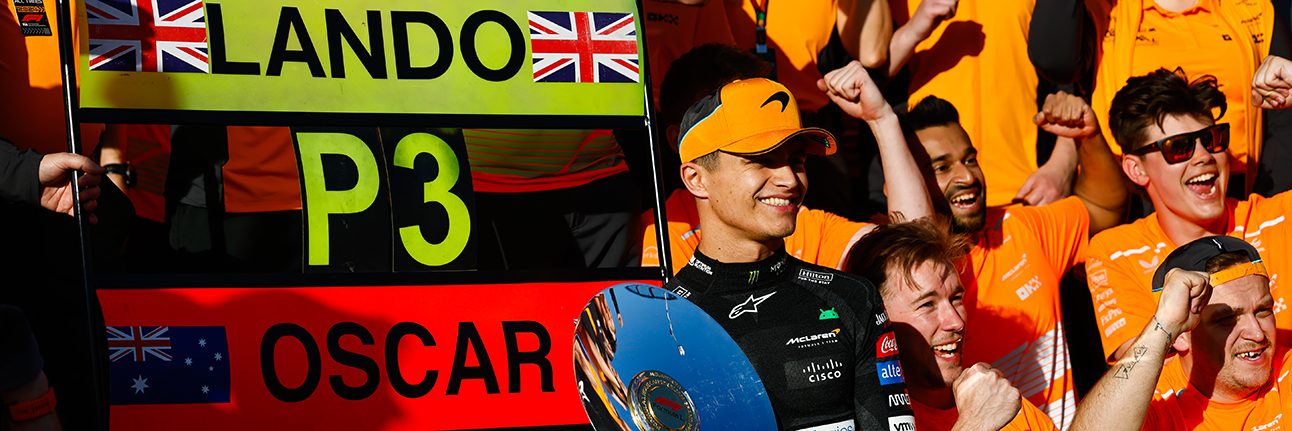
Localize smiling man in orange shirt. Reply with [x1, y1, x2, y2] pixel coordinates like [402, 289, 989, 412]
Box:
[1072, 236, 1291, 431]
[849, 218, 1059, 431]
[1087, 68, 1292, 363]
[903, 91, 1127, 429]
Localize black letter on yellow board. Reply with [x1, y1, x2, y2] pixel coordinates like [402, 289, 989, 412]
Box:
[460, 10, 524, 82]
[503, 321, 554, 393]
[267, 7, 326, 77]
[392, 12, 453, 80]
[446, 322, 500, 395]
[327, 322, 380, 400]
[207, 3, 260, 75]
[261, 323, 322, 403]
[325, 9, 386, 79]
[386, 322, 437, 398]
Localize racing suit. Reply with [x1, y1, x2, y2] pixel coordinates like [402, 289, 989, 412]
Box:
[666, 248, 914, 431]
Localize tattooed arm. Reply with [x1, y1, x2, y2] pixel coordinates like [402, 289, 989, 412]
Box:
[1069, 269, 1212, 431]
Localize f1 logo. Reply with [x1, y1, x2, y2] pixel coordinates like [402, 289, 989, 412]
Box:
[22, 14, 43, 22]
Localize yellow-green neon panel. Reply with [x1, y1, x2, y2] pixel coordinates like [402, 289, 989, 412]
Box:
[77, 0, 646, 117]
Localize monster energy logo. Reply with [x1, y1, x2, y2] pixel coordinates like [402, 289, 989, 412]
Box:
[748, 270, 760, 284]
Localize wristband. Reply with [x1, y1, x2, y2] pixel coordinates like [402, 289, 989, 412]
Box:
[7, 386, 56, 422]
[1152, 315, 1174, 349]
[103, 163, 135, 188]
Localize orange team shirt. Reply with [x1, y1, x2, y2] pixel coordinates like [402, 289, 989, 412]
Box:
[911, 397, 1058, 431]
[1139, 347, 1292, 430]
[640, 189, 872, 273]
[1091, 0, 1254, 173]
[643, 0, 735, 107]
[901, 0, 1039, 207]
[959, 196, 1089, 430]
[222, 127, 302, 213]
[1087, 192, 1292, 363]
[0, 2, 104, 154]
[725, 0, 835, 113]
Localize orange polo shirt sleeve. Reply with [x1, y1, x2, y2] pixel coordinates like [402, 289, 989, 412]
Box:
[784, 208, 872, 270]
[1085, 215, 1169, 362]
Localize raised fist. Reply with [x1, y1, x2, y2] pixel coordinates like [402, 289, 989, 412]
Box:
[1032, 91, 1099, 139]
[817, 60, 892, 122]
[1252, 55, 1292, 109]
[951, 363, 1022, 431]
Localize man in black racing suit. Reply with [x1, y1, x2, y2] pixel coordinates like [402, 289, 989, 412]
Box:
[664, 69, 925, 431]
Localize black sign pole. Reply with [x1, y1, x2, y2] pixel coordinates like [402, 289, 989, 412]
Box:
[54, 0, 109, 429]
[635, 0, 673, 281]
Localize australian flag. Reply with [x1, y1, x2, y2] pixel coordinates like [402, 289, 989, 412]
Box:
[86, 0, 209, 73]
[528, 11, 639, 83]
[108, 326, 230, 405]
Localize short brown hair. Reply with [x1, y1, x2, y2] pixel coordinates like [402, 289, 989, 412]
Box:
[846, 216, 970, 297]
[1108, 68, 1227, 154]
[691, 151, 721, 171]
[1206, 251, 1253, 274]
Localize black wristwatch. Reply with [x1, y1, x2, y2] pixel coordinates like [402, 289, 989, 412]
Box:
[103, 163, 135, 188]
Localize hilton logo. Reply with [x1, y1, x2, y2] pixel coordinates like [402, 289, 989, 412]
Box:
[798, 269, 834, 284]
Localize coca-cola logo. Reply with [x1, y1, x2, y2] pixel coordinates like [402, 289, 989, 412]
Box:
[876, 333, 898, 357]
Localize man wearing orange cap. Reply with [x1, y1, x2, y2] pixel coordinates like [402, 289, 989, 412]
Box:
[642, 53, 933, 274]
[665, 75, 918, 430]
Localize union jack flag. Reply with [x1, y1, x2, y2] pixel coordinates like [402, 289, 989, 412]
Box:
[107, 326, 172, 362]
[86, 0, 209, 73]
[528, 11, 639, 83]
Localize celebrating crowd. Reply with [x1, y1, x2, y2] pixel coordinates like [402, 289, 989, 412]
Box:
[6, 0, 1292, 429]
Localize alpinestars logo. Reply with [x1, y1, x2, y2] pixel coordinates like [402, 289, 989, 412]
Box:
[785, 329, 841, 347]
[729, 292, 776, 319]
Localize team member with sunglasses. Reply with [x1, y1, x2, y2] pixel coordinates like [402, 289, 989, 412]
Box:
[1087, 68, 1292, 364]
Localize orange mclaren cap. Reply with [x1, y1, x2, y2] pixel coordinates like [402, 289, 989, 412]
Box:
[677, 78, 837, 163]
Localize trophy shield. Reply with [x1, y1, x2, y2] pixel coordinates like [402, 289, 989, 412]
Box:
[573, 283, 776, 430]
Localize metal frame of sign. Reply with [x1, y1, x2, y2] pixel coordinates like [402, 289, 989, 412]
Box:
[53, 0, 676, 428]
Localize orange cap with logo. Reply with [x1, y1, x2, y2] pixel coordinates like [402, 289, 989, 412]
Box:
[677, 78, 837, 163]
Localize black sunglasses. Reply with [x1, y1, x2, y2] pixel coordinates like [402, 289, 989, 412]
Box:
[1128, 123, 1230, 164]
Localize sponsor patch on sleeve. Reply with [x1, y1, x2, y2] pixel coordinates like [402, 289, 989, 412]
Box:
[794, 418, 855, 431]
[875, 332, 898, 358]
[888, 415, 915, 431]
[876, 360, 904, 386]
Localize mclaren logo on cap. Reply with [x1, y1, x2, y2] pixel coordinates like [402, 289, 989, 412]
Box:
[761, 91, 790, 112]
